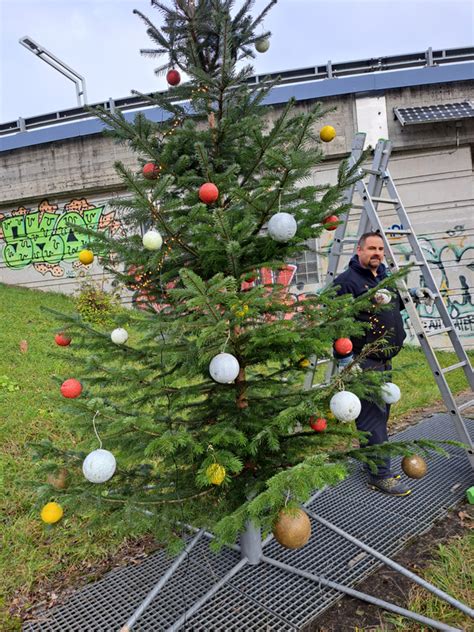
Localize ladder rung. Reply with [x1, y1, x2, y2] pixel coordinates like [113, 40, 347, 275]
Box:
[370, 196, 399, 205]
[341, 238, 358, 244]
[458, 399, 474, 412]
[425, 326, 452, 337]
[363, 168, 383, 175]
[442, 361, 468, 374]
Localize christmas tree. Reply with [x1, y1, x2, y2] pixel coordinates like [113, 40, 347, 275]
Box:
[37, 0, 441, 549]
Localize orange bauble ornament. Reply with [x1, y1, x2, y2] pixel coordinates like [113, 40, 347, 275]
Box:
[323, 215, 339, 231]
[55, 333, 71, 347]
[166, 69, 181, 86]
[199, 182, 219, 204]
[310, 416, 327, 432]
[272, 508, 312, 549]
[334, 337, 353, 356]
[143, 162, 160, 180]
[60, 378, 82, 399]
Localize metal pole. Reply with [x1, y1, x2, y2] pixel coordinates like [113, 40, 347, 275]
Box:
[306, 509, 474, 618]
[119, 529, 205, 632]
[261, 555, 461, 632]
[239, 520, 262, 564]
[19, 36, 88, 106]
[165, 558, 249, 632]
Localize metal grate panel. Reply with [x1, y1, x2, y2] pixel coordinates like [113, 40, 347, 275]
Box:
[23, 413, 473, 631]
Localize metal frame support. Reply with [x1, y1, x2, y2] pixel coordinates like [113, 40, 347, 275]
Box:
[119, 529, 205, 632]
[305, 509, 474, 619]
[261, 555, 461, 632]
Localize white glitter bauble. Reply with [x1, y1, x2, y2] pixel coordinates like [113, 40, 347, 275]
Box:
[381, 382, 401, 404]
[111, 328, 129, 345]
[82, 449, 116, 483]
[142, 229, 163, 251]
[209, 353, 240, 384]
[375, 289, 391, 304]
[255, 38, 270, 53]
[330, 391, 362, 422]
[267, 213, 297, 242]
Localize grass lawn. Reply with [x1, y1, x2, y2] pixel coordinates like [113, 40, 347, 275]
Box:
[1, 282, 472, 630]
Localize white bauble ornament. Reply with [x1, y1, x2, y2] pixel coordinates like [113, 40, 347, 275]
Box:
[142, 229, 163, 251]
[375, 289, 391, 304]
[381, 382, 401, 404]
[330, 391, 362, 422]
[267, 212, 297, 242]
[209, 352, 240, 384]
[255, 38, 270, 53]
[111, 327, 128, 345]
[82, 449, 116, 483]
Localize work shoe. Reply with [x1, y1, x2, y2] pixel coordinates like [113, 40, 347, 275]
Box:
[368, 476, 411, 496]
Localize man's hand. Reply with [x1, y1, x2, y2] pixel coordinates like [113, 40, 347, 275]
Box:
[410, 287, 436, 307]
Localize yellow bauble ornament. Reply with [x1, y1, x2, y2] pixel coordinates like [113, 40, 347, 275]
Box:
[206, 463, 226, 485]
[299, 358, 311, 368]
[320, 125, 336, 143]
[79, 249, 94, 265]
[273, 508, 312, 549]
[40, 501, 64, 524]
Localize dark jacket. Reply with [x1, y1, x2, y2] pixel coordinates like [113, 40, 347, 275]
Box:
[333, 255, 406, 360]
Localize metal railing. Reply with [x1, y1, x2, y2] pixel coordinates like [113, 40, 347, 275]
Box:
[1, 45, 473, 136]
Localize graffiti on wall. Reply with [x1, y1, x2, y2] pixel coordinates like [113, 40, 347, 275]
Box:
[387, 223, 474, 338]
[0, 198, 125, 278]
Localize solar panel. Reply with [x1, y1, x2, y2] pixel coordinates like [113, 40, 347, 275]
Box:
[394, 101, 474, 125]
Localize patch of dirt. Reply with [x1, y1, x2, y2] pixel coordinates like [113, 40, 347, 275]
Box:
[307, 502, 473, 632]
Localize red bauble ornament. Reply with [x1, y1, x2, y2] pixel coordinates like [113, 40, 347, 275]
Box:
[310, 417, 327, 432]
[323, 215, 339, 231]
[60, 378, 82, 399]
[166, 69, 181, 86]
[143, 163, 160, 180]
[334, 337, 353, 356]
[55, 333, 71, 347]
[199, 182, 219, 204]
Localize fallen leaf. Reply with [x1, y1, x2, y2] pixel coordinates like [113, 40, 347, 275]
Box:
[19, 340, 28, 353]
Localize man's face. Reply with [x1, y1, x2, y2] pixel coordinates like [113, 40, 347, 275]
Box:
[357, 236, 385, 272]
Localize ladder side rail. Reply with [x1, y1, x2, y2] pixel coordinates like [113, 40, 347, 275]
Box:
[383, 172, 474, 388]
[325, 134, 366, 283]
[355, 179, 474, 459]
[316, 135, 367, 391]
[356, 140, 390, 237]
[367, 139, 391, 197]
[399, 289, 474, 463]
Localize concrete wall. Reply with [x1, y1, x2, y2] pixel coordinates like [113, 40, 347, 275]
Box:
[1, 80, 473, 347]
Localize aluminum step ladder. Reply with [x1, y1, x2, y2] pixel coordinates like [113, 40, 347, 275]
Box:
[307, 133, 474, 470]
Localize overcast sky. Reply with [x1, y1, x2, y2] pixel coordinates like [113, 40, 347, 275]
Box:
[1, 0, 473, 123]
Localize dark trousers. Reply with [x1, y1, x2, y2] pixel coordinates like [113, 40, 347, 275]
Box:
[356, 358, 392, 479]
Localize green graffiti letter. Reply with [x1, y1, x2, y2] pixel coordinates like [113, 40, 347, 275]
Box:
[54, 211, 87, 261]
[1, 215, 31, 268]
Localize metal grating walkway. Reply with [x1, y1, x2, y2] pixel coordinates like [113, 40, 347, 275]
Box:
[24, 412, 474, 632]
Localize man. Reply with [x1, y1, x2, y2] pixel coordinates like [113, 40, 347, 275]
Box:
[333, 232, 414, 496]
